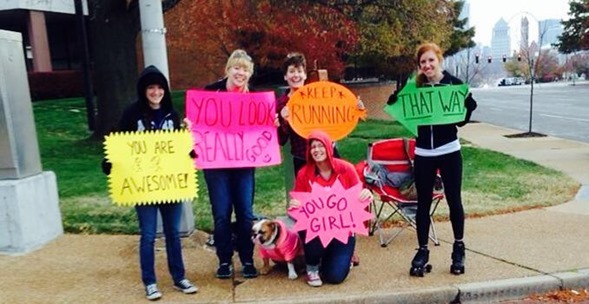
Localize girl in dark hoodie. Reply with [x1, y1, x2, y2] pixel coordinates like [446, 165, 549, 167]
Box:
[102, 65, 197, 300]
[288, 130, 372, 287]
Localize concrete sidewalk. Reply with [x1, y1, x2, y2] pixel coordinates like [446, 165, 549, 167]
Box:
[1, 122, 588, 303]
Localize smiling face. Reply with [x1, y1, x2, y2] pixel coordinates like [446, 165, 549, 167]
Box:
[419, 50, 442, 80]
[309, 140, 327, 163]
[284, 65, 307, 90]
[226, 65, 251, 92]
[145, 84, 164, 109]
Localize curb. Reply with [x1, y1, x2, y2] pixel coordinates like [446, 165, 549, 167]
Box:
[263, 269, 589, 304]
[455, 269, 589, 303]
[456, 275, 560, 303]
[266, 286, 459, 304]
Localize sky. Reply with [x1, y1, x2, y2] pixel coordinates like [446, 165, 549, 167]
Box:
[467, 0, 571, 47]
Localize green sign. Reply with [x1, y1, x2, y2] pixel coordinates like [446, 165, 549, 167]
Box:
[383, 77, 470, 136]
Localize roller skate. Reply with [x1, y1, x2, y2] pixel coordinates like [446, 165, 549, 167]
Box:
[450, 241, 465, 275]
[409, 247, 432, 277]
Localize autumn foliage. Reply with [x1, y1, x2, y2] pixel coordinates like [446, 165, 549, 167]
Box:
[165, 0, 358, 88]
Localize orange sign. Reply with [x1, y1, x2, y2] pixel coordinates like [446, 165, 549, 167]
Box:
[287, 81, 366, 141]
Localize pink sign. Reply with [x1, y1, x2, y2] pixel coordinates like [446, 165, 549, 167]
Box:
[288, 180, 373, 247]
[186, 90, 281, 169]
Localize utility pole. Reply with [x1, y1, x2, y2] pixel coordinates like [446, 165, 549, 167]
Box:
[528, 57, 535, 133]
[138, 1, 194, 236]
[74, 0, 94, 131]
[465, 49, 471, 84]
[139, 0, 169, 80]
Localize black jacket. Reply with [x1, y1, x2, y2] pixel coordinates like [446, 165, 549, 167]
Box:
[204, 78, 254, 92]
[118, 65, 180, 132]
[415, 71, 477, 149]
[102, 66, 179, 175]
[204, 78, 229, 92]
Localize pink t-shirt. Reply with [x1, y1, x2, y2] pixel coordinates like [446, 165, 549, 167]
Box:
[259, 220, 303, 262]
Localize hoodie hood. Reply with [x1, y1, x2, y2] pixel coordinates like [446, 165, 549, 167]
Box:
[306, 130, 335, 169]
[137, 65, 173, 112]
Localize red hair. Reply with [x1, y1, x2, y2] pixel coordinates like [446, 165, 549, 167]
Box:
[415, 43, 443, 86]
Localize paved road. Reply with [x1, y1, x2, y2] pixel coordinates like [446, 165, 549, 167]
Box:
[470, 81, 589, 143]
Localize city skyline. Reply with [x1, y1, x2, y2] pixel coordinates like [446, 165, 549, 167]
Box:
[468, 0, 570, 47]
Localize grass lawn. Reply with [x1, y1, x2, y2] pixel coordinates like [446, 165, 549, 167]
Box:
[34, 94, 579, 234]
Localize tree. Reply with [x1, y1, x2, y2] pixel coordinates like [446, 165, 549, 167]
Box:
[503, 57, 527, 78]
[165, 0, 358, 84]
[353, 0, 455, 79]
[87, 0, 181, 137]
[444, 0, 476, 57]
[564, 52, 589, 77]
[517, 20, 551, 135]
[310, 1, 475, 81]
[535, 50, 560, 82]
[557, 0, 589, 54]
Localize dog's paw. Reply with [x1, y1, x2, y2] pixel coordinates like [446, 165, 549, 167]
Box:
[288, 272, 298, 280]
[260, 266, 271, 275]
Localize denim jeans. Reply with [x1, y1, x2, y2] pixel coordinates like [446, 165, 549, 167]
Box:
[302, 232, 356, 284]
[135, 202, 185, 286]
[204, 167, 255, 265]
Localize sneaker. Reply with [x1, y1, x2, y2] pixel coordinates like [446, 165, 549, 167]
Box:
[351, 253, 360, 266]
[242, 263, 259, 278]
[306, 270, 323, 287]
[173, 279, 198, 294]
[145, 284, 162, 301]
[205, 235, 215, 247]
[216, 263, 233, 279]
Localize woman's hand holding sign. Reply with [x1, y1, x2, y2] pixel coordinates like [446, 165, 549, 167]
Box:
[288, 198, 301, 209]
[358, 188, 373, 203]
[356, 95, 366, 110]
[280, 105, 290, 121]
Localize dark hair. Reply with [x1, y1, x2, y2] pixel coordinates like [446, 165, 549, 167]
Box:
[282, 52, 306, 75]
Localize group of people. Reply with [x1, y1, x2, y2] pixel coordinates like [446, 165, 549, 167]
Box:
[101, 41, 477, 300]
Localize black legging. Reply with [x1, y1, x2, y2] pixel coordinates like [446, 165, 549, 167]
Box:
[414, 150, 464, 247]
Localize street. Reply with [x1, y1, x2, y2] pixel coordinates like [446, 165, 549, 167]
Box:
[470, 81, 589, 143]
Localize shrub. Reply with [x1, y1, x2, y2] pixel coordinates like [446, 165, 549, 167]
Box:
[28, 70, 85, 101]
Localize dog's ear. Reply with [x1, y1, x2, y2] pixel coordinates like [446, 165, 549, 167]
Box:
[268, 221, 277, 231]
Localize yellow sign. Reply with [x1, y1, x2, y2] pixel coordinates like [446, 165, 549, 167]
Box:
[287, 81, 367, 141]
[104, 130, 198, 206]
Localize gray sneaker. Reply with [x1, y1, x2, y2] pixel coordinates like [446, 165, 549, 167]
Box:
[145, 284, 162, 301]
[173, 279, 198, 294]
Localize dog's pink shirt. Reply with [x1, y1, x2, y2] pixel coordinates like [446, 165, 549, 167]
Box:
[259, 220, 303, 262]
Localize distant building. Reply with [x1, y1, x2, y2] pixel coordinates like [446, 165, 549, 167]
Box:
[491, 18, 510, 61]
[0, 1, 87, 72]
[538, 19, 564, 48]
[520, 17, 529, 51]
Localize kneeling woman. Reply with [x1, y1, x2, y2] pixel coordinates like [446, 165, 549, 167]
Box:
[288, 130, 372, 287]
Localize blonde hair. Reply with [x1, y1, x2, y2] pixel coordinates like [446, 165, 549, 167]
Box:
[415, 43, 444, 86]
[225, 49, 254, 77]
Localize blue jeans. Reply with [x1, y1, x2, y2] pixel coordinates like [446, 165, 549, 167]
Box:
[302, 232, 355, 284]
[135, 202, 185, 286]
[204, 167, 255, 265]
